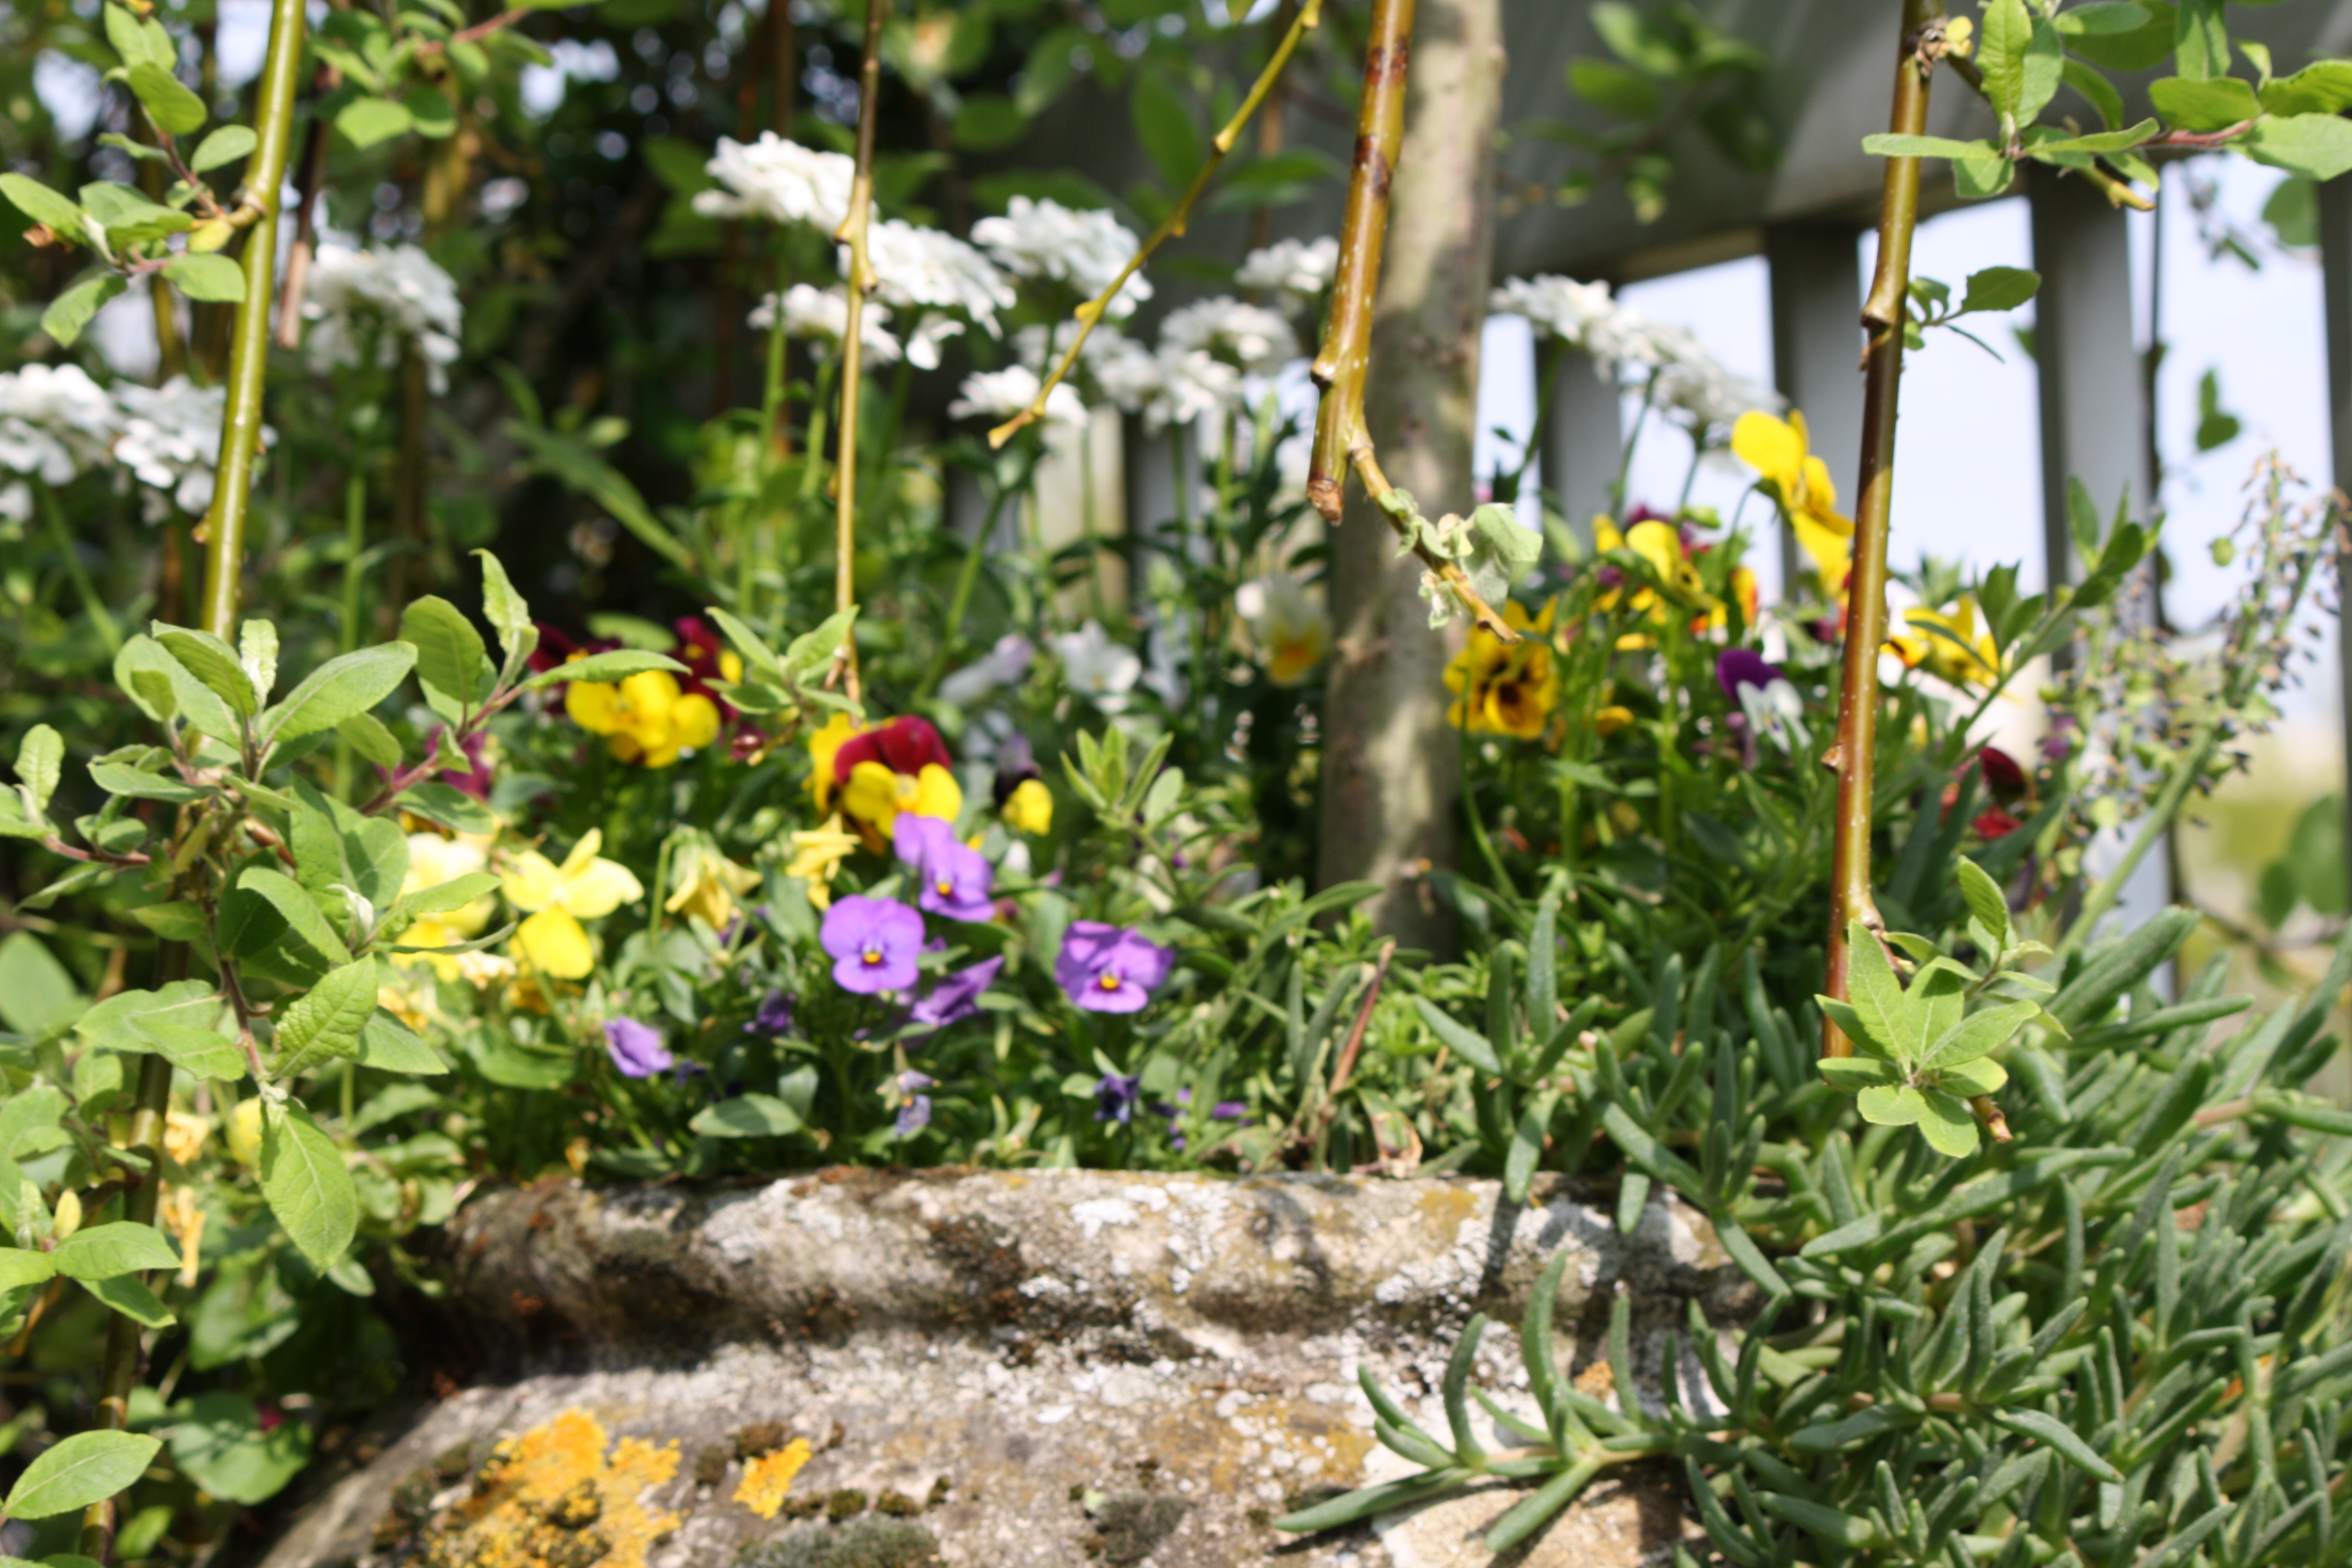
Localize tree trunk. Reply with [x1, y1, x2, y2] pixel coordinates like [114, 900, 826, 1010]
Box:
[1316, 0, 1504, 948]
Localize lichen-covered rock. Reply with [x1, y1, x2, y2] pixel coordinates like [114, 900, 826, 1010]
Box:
[256, 1171, 1746, 1568]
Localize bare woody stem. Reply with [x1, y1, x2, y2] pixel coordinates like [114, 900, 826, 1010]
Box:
[985, 1, 1324, 449]
[1301, 0, 1515, 644]
[1824, 0, 1944, 1059]
[193, 0, 307, 636]
[828, 0, 888, 704]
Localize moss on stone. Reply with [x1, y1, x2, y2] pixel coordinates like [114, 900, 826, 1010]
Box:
[736, 1520, 942, 1568]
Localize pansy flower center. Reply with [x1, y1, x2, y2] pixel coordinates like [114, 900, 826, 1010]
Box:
[862, 944, 884, 965]
[1098, 971, 1123, 991]
[936, 877, 954, 896]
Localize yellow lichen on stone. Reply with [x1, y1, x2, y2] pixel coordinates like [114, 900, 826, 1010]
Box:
[734, 1439, 814, 1519]
[420, 1408, 681, 1568]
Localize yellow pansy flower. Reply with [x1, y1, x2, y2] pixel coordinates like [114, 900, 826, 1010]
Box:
[1595, 704, 1635, 737]
[566, 667, 721, 768]
[786, 814, 863, 909]
[664, 841, 760, 929]
[1004, 778, 1053, 835]
[501, 829, 645, 979]
[841, 760, 962, 841]
[1732, 410, 1854, 590]
[805, 712, 862, 810]
[1236, 573, 1331, 687]
[1889, 597, 2001, 688]
[1445, 599, 1561, 739]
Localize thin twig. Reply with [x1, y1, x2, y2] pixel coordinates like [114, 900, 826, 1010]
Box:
[1326, 939, 1397, 1106]
[987, 0, 1325, 448]
[827, 0, 888, 705]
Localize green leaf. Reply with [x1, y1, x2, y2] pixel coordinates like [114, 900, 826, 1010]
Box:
[2261, 60, 2352, 118]
[1413, 998, 1504, 1077]
[272, 959, 379, 1077]
[1978, 0, 2034, 122]
[103, 3, 175, 69]
[260, 1101, 356, 1270]
[1956, 857, 2011, 946]
[0, 1247, 59, 1291]
[153, 624, 258, 717]
[0, 933, 83, 1039]
[951, 93, 1028, 151]
[399, 596, 490, 711]
[2, 1430, 163, 1519]
[74, 979, 221, 1053]
[162, 252, 244, 302]
[2062, 58, 2127, 131]
[2243, 113, 2352, 182]
[2051, 3, 2152, 36]
[80, 181, 191, 245]
[235, 867, 352, 966]
[1921, 1000, 2039, 1071]
[189, 125, 257, 172]
[2030, 119, 2160, 155]
[131, 1024, 248, 1082]
[168, 1392, 313, 1506]
[51, 1221, 180, 1281]
[1957, 267, 2040, 317]
[1861, 134, 1994, 160]
[259, 642, 417, 743]
[396, 782, 496, 835]
[336, 96, 414, 149]
[128, 62, 206, 136]
[1817, 1057, 1900, 1093]
[1935, 1056, 2010, 1097]
[1570, 57, 1660, 120]
[2172, 0, 2227, 81]
[690, 1094, 809, 1138]
[87, 760, 205, 804]
[1131, 69, 1202, 188]
[359, 1011, 448, 1076]
[1991, 1408, 2122, 1481]
[87, 1273, 175, 1328]
[338, 711, 403, 769]
[397, 872, 499, 922]
[518, 648, 685, 690]
[241, 620, 278, 701]
[1841, 920, 1913, 1060]
[41, 273, 127, 348]
[1916, 1089, 1981, 1157]
[1756, 1491, 1881, 1549]
[472, 550, 537, 675]
[1858, 1083, 1928, 1126]
[0, 174, 86, 240]
[782, 606, 860, 681]
[403, 84, 456, 138]
[117, 633, 235, 739]
[16, 725, 63, 817]
[2149, 74, 2261, 132]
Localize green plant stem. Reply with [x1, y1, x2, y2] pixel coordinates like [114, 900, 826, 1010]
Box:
[193, 0, 305, 635]
[828, 0, 887, 705]
[1610, 371, 1656, 515]
[39, 480, 122, 652]
[923, 446, 1042, 697]
[1823, 0, 1939, 1059]
[334, 462, 367, 796]
[992, 0, 1324, 449]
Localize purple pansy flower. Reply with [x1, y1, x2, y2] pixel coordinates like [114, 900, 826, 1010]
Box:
[892, 814, 996, 922]
[910, 955, 1004, 1033]
[604, 1016, 675, 1079]
[1055, 922, 1175, 1014]
[1211, 1100, 1249, 1120]
[745, 991, 795, 1037]
[1094, 1073, 1143, 1125]
[821, 895, 926, 994]
[1715, 647, 1781, 701]
[895, 1070, 936, 1137]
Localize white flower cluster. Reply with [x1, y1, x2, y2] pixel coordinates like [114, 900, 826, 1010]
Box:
[1490, 273, 1780, 436]
[1236, 235, 1339, 303]
[303, 243, 465, 392]
[971, 197, 1151, 319]
[0, 364, 265, 523]
[750, 283, 903, 367]
[695, 133, 858, 231]
[947, 365, 1086, 431]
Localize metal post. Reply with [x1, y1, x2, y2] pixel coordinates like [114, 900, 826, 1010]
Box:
[2317, 177, 2352, 939]
[1765, 223, 1866, 592]
[1538, 341, 1623, 545]
[2030, 165, 2169, 944]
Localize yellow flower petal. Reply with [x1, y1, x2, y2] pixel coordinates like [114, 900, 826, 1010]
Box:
[1731, 411, 1803, 492]
[516, 907, 595, 978]
[563, 855, 646, 920]
[501, 851, 564, 912]
[566, 678, 624, 736]
[910, 763, 963, 822]
[843, 759, 907, 835]
[672, 693, 721, 752]
[806, 713, 862, 809]
[1004, 779, 1054, 835]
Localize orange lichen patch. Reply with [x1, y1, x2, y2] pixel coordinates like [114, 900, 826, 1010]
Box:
[734, 1439, 814, 1519]
[421, 1408, 681, 1568]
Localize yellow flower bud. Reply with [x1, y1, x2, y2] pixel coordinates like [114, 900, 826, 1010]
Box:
[53, 1187, 82, 1240]
[227, 1098, 265, 1168]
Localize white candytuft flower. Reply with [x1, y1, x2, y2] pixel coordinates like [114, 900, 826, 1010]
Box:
[949, 365, 1086, 430]
[303, 243, 464, 391]
[1491, 272, 1778, 435]
[1489, 274, 1620, 349]
[1158, 296, 1298, 376]
[972, 197, 1150, 318]
[0, 363, 122, 488]
[1086, 336, 1245, 432]
[864, 220, 1015, 342]
[115, 376, 268, 519]
[694, 133, 860, 232]
[1051, 619, 1143, 711]
[749, 283, 902, 365]
[1236, 235, 1339, 302]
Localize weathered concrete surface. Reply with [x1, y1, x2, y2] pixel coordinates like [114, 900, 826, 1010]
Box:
[259, 1170, 1748, 1568]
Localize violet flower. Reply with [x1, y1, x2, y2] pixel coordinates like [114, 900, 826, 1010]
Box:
[910, 955, 1004, 1034]
[820, 895, 925, 994]
[1211, 1101, 1249, 1120]
[893, 813, 996, 923]
[603, 1016, 675, 1079]
[1094, 1072, 1143, 1125]
[1714, 648, 1808, 759]
[895, 1070, 936, 1137]
[745, 992, 795, 1037]
[1056, 922, 1175, 1014]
